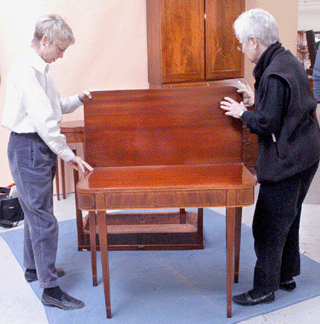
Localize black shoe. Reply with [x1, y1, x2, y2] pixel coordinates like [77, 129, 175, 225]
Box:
[280, 279, 296, 292]
[42, 291, 85, 310]
[232, 290, 275, 306]
[25, 269, 65, 282]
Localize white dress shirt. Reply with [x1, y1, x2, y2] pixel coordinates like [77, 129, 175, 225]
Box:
[2, 47, 83, 162]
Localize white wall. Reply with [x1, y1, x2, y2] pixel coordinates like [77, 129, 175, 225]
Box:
[244, 0, 298, 88]
[298, 4, 320, 31]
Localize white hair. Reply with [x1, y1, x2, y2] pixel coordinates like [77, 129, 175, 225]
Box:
[233, 9, 280, 46]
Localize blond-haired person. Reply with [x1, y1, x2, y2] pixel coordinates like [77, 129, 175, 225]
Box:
[2, 14, 93, 310]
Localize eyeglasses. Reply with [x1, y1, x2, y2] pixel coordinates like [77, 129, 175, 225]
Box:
[55, 44, 66, 53]
[237, 42, 244, 51]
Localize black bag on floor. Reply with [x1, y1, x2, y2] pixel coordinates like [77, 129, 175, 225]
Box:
[0, 187, 24, 228]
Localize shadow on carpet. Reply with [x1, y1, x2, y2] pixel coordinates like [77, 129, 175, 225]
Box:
[1, 208, 320, 324]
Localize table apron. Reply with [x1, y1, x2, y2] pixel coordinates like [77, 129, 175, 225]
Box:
[76, 187, 254, 210]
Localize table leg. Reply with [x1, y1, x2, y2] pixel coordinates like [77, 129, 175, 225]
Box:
[73, 161, 85, 251]
[89, 211, 98, 286]
[234, 207, 242, 283]
[226, 207, 236, 318]
[197, 208, 204, 246]
[179, 208, 186, 223]
[55, 157, 60, 200]
[97, 210, 112, 318]
[61, 159, 66, 199]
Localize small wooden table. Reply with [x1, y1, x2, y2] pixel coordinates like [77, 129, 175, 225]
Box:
[76, 86, 257, 318]
[77, 164, 255, 318]
[56, 120, 85, 200]
[60, 120, 85, 143]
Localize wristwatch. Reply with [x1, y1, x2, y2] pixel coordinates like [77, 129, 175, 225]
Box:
[239, 110, 245, 118]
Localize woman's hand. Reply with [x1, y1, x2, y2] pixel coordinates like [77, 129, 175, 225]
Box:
[68, 155, 94, 173]
[237, 81, 254, 107]
[220, 97, 247, 119]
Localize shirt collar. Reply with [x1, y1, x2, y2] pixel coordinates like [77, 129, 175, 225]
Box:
[27, 47, 50, 74]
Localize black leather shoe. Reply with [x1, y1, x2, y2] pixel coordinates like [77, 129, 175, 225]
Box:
[42, 291, 85, 310]
[25, 269, 65, 282]
[280, 279, 296, 292]
[232, 290, 275, 306]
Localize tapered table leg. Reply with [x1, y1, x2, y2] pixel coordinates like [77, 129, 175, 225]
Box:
[226, 207, 236, 318]
[55, 157, 60, 200]
[97, 210, 112, 318]
[89, 211, 98, 286]
[61, 159, 66, 199]
[234, 207, 242, 283]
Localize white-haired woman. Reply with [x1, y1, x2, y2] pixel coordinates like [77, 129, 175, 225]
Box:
[221, 9, 320, 306]
[2, 14, 93, 310]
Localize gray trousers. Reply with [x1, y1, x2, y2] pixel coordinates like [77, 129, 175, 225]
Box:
[8, 132, 59, 288]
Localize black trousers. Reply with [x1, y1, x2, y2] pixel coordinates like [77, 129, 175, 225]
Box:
[252, 161, 319, 293]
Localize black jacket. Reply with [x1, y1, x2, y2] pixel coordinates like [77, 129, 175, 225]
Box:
[242, 42, 320, 183]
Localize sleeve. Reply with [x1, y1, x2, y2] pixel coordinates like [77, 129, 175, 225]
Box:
[241, 75, 290, 136]
[60, 94, 83, 114]
[48, 73, 83, 114]
[18, 69, 77, 162]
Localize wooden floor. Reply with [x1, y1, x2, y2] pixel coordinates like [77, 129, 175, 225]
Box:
[0, 193, 320, 324]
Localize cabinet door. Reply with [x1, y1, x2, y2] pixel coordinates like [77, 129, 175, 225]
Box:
[205, 0, 244, 80]
[160, 0, 205, 83]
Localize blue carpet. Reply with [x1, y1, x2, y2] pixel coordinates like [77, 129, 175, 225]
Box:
[1, 208, 320, 324]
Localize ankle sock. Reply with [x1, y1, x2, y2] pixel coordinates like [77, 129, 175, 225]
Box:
[44, 286, 64, 300]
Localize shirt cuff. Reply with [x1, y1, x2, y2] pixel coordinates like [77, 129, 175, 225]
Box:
[60, 148, 75, 162]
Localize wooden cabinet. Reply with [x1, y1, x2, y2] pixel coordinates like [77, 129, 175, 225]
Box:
[205, 0, 244, 80]
[146, 0, 257, 172]
[146, 0, 244, 88]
